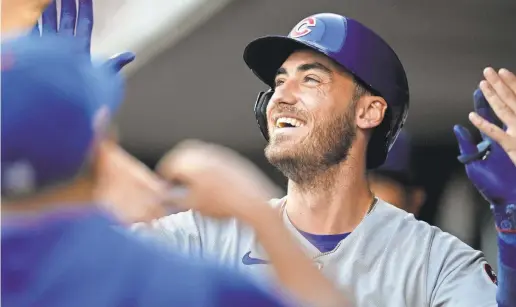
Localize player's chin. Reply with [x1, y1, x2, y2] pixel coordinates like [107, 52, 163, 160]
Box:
[268, 135, 303, 149]
[265, 138, 303, 157]
[265, 145, 289, 163]
[270, 129, 311, 150]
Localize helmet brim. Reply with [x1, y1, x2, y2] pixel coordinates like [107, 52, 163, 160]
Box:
[243, 35, 328, 88]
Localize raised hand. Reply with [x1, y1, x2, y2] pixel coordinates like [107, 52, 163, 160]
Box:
[156, 140, 282, 222]
[32, 0, 134, 73]
[454, 69, 516, 233]
[468, 68, 516, 165]
[454, 88, 516, 206]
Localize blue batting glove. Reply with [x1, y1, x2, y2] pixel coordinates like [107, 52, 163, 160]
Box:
[454, 88, 516, 233]
[31, 0, 135, 73]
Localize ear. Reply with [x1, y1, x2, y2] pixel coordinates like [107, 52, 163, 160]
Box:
[355, 96, 388, 130]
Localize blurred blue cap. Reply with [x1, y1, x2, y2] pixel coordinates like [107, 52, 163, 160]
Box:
[373, 130, 413, 184]
[1, 35, 125, 197]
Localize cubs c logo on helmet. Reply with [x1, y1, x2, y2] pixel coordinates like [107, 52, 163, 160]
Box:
[289, 17, 317, 38]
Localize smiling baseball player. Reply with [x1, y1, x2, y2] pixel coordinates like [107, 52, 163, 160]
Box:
[128, 13, 516, 306]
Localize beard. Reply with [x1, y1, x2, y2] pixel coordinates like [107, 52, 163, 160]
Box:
[265, 104, 357, 186]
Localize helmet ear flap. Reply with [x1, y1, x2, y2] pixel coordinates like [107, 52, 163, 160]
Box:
[254, 89, 274, 141]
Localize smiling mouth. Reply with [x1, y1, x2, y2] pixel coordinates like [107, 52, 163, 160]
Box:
[274, 117, 306, 129]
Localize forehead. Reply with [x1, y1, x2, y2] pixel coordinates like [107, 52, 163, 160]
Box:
[279, 50, 354, 81]
[280, 50, 339, 71]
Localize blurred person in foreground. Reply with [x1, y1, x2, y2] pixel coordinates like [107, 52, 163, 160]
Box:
[454, 70, 516, 306]
[2, 2, 350, 307]
[367, 130, 425, 215]
[1, 35, 292, 307]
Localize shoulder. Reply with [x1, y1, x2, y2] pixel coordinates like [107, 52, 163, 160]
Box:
[131, 210, 202, 234]
[365, 199, 465, 261]
[131, 209, 234, 241]
[370, 199, 440, 240]
[366, 200, 496, 304]
[375, 201, 496, 295]
[374, 197, 489, 255]
[376, 201, 483, 262]
[131, 209, 257, 262]
[135, 197, 287, 234]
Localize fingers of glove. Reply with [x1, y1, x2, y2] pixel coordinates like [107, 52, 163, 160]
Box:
[454, 124, 478, 156]
[474, 88, 496, 123]
[41, 1, 58, 34]
[59, 0, 77, 36]
[104, 52, 136, 73]
[76, 0, 93, 52]
[474, 88, 498, 141]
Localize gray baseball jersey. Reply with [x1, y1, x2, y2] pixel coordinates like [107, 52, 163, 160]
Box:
[132, 198, 498, 307]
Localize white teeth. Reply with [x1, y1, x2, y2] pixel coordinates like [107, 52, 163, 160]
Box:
[275, 117, 304, 128]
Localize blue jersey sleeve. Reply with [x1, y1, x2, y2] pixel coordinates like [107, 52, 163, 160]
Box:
[497, 232, 516, 307]
[493, 203, 516, 307]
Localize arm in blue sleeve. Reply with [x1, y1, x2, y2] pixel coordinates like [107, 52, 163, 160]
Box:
[493, 204, 516, 307]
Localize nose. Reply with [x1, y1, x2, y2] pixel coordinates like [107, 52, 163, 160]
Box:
[270, 80, 298, 107]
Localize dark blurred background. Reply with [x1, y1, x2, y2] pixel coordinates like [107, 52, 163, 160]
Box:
[92, 0, 516, 269]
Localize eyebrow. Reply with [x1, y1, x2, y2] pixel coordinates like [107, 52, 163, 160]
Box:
[275, 62, 333, 77]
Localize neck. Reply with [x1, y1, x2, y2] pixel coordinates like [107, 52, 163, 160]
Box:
[285, 156, 374, 235]
[2, 177, 95, 214]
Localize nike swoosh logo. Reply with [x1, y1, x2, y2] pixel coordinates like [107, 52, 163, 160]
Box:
[241, 251, 269, 265]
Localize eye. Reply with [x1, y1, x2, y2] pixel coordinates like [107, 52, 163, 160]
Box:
[274, 78, 285, 87]
[304, 75, 320, 84]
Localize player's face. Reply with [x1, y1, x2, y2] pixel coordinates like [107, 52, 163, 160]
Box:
[264, 50, 358, 182]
